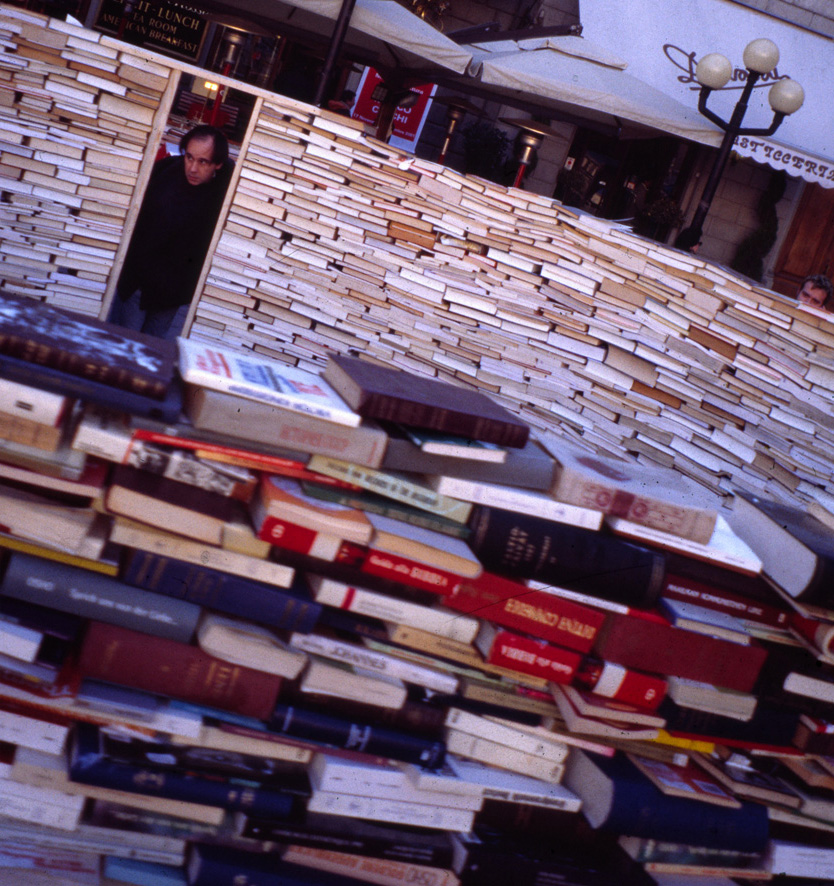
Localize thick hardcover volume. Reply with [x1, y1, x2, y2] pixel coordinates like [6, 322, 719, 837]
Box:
[727, 491, 834, 607]
[268, 703, 446, 769]
[563, 750, 770, 853]
[592, 611, 768, 692]
[475, 623, 582, 685]
[77, 622, 283, 720]
[576, 659, 668, 710]
[120, 549, 321, 634]
[445, 571, 605, 653]
[241, 812, 455, 867]
[662, 563, 789, 628]
[467, 506, 666, 608]
[323, 353, 530, 448]
[69, 723, 296, 818]
[542, 436, 720, 544]
[177, 339, 360, 428]
[382, 432, 557, 491]
[0, 552, 201, 643]
[184, 385, 388, 469]
[0, 291, 176, 399]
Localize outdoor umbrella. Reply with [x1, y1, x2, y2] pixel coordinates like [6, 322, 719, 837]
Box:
[465, 36, 725, 146]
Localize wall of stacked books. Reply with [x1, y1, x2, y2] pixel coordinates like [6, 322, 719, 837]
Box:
[5, 5, 834, 886]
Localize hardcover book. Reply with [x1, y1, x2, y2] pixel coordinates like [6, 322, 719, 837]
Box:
[727, 491, 834, 611]
[0, 290, 176, 400]
[322, 353, 530, 448]
[466, 505, 667, 609]
[177, 338, 360, 427]
[77, 621, 283, 720]
[0, 377, 70, 426]
[563, 749, 771, 852]
[119, 548, 318, 633]
[0, 552, 201, 643]
[625, 753, 742, 808]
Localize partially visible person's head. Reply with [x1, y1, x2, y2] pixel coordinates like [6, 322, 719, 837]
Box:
[179, 125, 229, 186]
[674, 227, 702, 254]
[797, 274, 833, 311]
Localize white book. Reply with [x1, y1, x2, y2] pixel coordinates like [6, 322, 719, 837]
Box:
[307, 575, 480, 644]
[177, 338, 360, 427]
[309, 754, 482, 811]
[444, 730, 565, 783]
[289, 631, 458, 694]
[425, 475, 603, 531]
[197, 614, 308, 679]
[299, 657, 408, 710]
[0, 774, 85, 831]
[0, 378, 69, 426]
[306, 789, 476, 832]
[607, 513, 762, 576]
[109, 518, 295, 589]
[0, 618, 43, 663]
[444, 708, 569, 763]
[445, 754, 582, 811]
[0, 708, 70, 755]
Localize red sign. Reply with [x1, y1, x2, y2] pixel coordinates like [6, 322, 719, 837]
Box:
[351, 68, 435, 142]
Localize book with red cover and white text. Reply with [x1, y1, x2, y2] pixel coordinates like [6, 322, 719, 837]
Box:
[474, 622, 581, 685]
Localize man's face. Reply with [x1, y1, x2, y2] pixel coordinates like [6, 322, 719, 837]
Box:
[183, 135, 222, 186]
[798, 281, 829, 311]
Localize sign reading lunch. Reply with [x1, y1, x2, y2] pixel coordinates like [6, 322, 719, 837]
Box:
[96, 0, 207, 60]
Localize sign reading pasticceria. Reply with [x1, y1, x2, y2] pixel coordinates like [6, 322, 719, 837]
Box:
[95, 0, 207, 60]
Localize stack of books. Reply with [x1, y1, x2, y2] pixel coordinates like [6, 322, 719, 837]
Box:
[3, 309, 834, 885]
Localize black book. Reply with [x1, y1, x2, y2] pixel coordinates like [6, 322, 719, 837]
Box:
[727, 491, 834, 612]
[754, 642, 834, 719]
[658, 695, 802, 749]
[466, 505, 666, 608]
[241, 810, 455, 867]
[267, 702, 446, 769]
[0, 290, 176, 400]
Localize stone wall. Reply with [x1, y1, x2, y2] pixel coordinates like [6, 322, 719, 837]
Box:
[2, 4, 834, 516]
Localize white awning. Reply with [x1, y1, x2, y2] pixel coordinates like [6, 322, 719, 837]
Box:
[466, 36, 725, 145]
[581, 0, 834, 188]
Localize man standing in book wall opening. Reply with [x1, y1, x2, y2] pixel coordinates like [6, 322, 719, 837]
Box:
[108, 125, 234, 341]
[797, 274, 833, 312]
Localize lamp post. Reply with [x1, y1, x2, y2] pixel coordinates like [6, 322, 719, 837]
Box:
[684, 38, 804, 241]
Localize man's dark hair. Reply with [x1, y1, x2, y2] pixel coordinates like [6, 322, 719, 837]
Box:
[179, 125, 229, 166]
[802, 274, 834, 306]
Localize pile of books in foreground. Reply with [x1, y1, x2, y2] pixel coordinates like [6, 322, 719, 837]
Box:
[4, 292, 834, 886]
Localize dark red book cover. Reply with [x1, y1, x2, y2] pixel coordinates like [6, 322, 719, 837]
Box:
[592, 612, 768, 693]
[77, 621, 282, 720]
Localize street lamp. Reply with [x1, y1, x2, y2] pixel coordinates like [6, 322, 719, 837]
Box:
[683, 38, 804, 242]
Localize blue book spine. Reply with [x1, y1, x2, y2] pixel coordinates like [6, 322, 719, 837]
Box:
[120, 549, 321, 633]
[188, 843, 368, 886]
[1, 552, 200, 642]
[70, 724, 295, 819]
[268, 703, 446, 770]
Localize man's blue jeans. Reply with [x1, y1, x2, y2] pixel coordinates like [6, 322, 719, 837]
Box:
[109, 289, 190, 341]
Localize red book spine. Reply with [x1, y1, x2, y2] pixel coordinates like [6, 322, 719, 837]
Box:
[336, 544, 465, 596]
[481, 629, 582, 685]
[663, 572, 789, 627]
[575, 659, 667, 710]
[446, 572, 605, 654]
[255, 514, 342, 560]
[77, 622, 282, 720]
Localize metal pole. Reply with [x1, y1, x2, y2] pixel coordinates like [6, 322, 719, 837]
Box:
[688, 72, 760, 237]
[313, 0, 358, 108]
